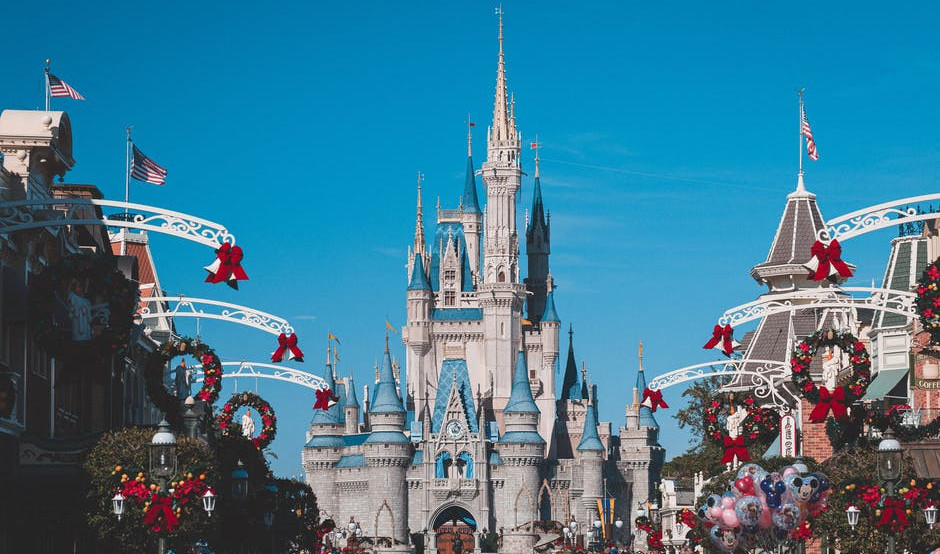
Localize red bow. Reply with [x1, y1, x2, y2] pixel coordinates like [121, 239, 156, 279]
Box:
[721, 435, 750, 463]
[313, 388, 339, 411]
[271, 333, 304, 362]
[807, 240, 853, 281]
[641, 387, 669, 412]
[809, 386, 848, 422]
[704, 324, 735, 356]
[877, 498, 909, 531]
[143, 494, 179, 533]
[204, 243, 249, 289]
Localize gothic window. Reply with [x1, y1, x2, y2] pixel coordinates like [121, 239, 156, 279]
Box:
[435, 451, 452, 478]
[444, 291, 456, 307]
[497, 271, 506, 283]
[444, 269, 456, 281]
[457, 452, 474, 479]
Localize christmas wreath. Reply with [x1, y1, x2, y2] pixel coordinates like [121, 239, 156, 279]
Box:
[144, 337, 223, 424]
[916, 259, 940, 345]
[704, 392, 780, 463]
[28, 253, 138, 365]
[790, 329, 871, 423]
[217, 391, 277, 450]
[111, 462, 216, 535]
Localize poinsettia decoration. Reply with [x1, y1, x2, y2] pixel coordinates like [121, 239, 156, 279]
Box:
[217, 391, 277, 450]
[841, 476, 940, 534]
[789, 329, 870, 425]
[111, 463, 216, 535]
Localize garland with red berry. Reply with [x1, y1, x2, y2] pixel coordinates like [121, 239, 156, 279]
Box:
[144, 337, 223, 425]
[790, 329, 871, 424]
[704, 392, 780, 462]
[916, 258, 940, 345]
[840, 476, 940, 534]
[217, 391, 277, 450]
[111, 462, 216, 535]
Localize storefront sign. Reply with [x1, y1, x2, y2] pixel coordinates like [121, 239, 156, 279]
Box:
[914, 378, 940, 390]
[780, 414, 797, 457]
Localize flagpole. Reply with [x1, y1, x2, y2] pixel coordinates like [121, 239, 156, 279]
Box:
[44, 60, 50, 111]
[122, 127, 132, 255]
[798, 89, 804, 177]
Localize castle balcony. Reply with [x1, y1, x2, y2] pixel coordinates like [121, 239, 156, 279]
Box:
[430, 478, 479, 501]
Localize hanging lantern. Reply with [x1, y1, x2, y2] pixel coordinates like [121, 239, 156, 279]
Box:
[202, 489, 216, 517]
[112, 491, 125, 521]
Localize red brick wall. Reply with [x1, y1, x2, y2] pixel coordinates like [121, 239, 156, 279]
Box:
[800, 398, 833, 462]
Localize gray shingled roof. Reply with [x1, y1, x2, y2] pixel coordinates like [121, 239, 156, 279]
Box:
[752, 190, 826, 270]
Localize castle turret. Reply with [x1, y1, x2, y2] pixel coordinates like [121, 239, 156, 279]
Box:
[498, 351, 544, 527]
[344, 373, 359, 435]
[302, 354, 344, 519]
[525, 144, 551, 322]
[363, 337, 410, 544]
[461, 127, 483, 278]
[405, 178, 433, 412]
[577, 396, 604, 526]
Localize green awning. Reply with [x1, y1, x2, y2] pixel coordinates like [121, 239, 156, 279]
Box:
[862, 369, 909, 401]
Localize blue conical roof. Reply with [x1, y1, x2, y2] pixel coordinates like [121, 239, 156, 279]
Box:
[635, 365, 659, 429]
[346, 374, 359, 407]
[530, 176, 545, 229]
[577, 400, 604, 451]
[311, 362, 341, 425]
[462, 156, 481, 214]
[504, 351, 539, 414]
[560, 327, 583, 400]
[541, 289, 559, 322]
[407, 254, 431, 290]
[370, 343, 405, 414]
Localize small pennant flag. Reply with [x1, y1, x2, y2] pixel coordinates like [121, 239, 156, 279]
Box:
[385, 319, 398, 334]
[47, 74, 85, 100]
[469, 122, 475, 127]
[801, 103, 819, 161]
[130, 145, 167, 185]
[530, 142, 538, 149]
[328, 332, 341, 345]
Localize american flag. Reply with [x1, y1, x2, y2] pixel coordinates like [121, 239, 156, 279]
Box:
[801, 103, 819, 161]
[47, 74, 85, 100]
[130, 145, 167, 185]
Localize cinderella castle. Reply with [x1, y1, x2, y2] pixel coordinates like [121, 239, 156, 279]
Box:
[302, 13, 663, 553]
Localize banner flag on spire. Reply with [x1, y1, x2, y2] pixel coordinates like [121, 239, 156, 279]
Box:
[328, 332, 341, 345]
[47, 74, 85, 100]
[385, 318, 398, 334]
[801, 102, 819, 161]
[130, 144, 167, 185]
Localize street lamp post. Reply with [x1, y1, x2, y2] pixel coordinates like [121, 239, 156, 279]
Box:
[877, 427, 902, 554]
[150, 420, 177, 554]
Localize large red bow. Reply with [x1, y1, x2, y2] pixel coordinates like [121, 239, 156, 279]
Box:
[704, 324, 736, 356]
[313, 387, 339, 411]
[143, 494, 179, 533]
[641, 387, 669, 412]
[877, 498, 909, 531]
[721, 435, 750, 464]
[809, 386, 848, 422]
[204, 243, 249, 290]
[807, 240, 853, 282]
[271, 333, 304, 362]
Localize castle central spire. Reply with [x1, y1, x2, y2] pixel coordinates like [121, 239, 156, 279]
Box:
[413, 172, 425, 255]
[490, 6, 512, 144]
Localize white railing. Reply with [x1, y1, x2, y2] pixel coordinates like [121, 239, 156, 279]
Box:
[139, 296, 294, 336]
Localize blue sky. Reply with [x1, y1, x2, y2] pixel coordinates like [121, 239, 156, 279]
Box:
[2, 1, 938, 477]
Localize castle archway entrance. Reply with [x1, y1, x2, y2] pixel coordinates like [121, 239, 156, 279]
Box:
[433, 505, 476, 554]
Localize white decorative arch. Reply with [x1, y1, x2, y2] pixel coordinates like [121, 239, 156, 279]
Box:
[646, 359, 795, 411]
[139, 296, 294, 336]
[0, 198, 236, 247]
[819, 193, 940, 242]
[514, 483, 536, 530]
[718, 287, 916, 328]
[192, 361, 327, 390]
[373, 499, 396, 543]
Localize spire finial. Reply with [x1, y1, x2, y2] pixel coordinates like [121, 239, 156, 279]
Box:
[638, 339, 644, 372]
[384, 331, 390, 353]
[490, 4, 511, 143]
[466, 114, 474, 157]
[532, 135, 540, 178]
[414, 172, 426, 254]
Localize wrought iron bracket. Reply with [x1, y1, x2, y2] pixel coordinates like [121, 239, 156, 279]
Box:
[718, 286, 915, 328]
[139, 296, 294, 336]
[646, 359, 794, 411]
[193, 361, 328, 391]
[820, 193, 940, 242]
[0, 198, 236, 248]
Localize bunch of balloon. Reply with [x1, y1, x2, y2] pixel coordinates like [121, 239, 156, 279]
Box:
[696, 463, 830, 552]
